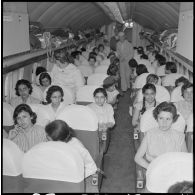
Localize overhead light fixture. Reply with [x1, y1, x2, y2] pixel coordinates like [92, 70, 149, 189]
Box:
[123, 19, 133, 31]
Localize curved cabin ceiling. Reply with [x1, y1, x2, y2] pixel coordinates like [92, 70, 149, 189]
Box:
[27, 2, 180, 32]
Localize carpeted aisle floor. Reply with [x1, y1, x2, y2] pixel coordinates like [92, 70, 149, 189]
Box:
[100, 90, 136, 193]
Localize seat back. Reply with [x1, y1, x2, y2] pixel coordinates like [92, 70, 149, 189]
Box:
[3, 102, 14, 127]
[140, 107, 186, 133]
[43, 84, 75, 104]
[56, 105, 99, 161]
[22, 142, 85, 193]
[136, 85, 170, 103]
[94, 65, 109, 74]
[29, 104, 50, 127]
[31, 84, 44, 101]
[3, 139, 24, 193]
[76, 85, 100, 105]
[170, 86, 184, 102]
[78, 65, 93, 77]
[87, 73, 108, 86]
[146, 152, 193, 193]
[133, 73, 150, 89]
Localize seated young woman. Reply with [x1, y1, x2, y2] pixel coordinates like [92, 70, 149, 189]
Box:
[174, 82, 193, 122]
[132, 83, 159, 130]
[10, 79, 41, 109]
[134, 102, 187, 170]
[43, 85, 70, 122]
[88, 88, 115, 129]
[8, 104, 47, 152]
[45, 119, 97, 178]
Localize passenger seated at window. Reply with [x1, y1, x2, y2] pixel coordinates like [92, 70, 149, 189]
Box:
[39, 72, 52, 93]
[71, 51, 81, 66]
[98, 44, 106, 59]
[50, 51, 84, 94]
[132, 83, 159, 129]
[35, 66, 47, 86]
[128, 58, 138, 86]
[8, 104, 47, 152]
[175, 76, 189, 87]
[162, 61, 184, 87]
[103, 76, 119, 110]
[44, 85, 70, 122]
[134, 102, 187, 169]
[174, 83, 193, 122]
[139, 54, 155, 74]
[88, 88, 115, 128]
[155, 54, 166, 76]
[45, 120, 97, 178]
[10, 79, 41, 108]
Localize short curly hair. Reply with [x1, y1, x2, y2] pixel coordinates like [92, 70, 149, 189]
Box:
[45, 120, 75, 143]
[13, 104, 37, 125]
[39, 72, 52, 86]
[15, 79, 33, 96]
[146, 74, 159, 84]
[153, 101, 179, 123]
[46, 85, 64, 104]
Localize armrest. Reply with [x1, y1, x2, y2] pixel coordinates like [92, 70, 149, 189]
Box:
[85, 175, 99, 193]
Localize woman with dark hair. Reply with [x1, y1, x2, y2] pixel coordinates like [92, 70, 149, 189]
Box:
[8, 104, 46, 152]
[50, 50, 84, 94]
[134, 102, 187, 169]
[88, 88, 115, 128]
[10, 79, 40, 108]
[132, 83, 159, 128]
[44, 85, 69, 122]
[174, 83, 193, 122]
[39, 72, 52, 92]
[45, 120, 97, 178]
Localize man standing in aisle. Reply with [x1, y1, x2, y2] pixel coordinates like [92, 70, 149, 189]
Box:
[116, 31, 133, 92]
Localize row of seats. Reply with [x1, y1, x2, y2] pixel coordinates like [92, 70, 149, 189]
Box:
[3, 103, 113, 193]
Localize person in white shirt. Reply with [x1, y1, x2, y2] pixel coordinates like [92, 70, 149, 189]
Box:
[103, 76, 119, 109]
[44, 85, 70, 122]
[50, 51, 84, 95]
[10, 79, 41, 109]
[88, 88, 115, 128]
[45, 119, 97, 178]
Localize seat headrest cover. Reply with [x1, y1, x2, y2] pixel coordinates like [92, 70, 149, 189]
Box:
[76, 85, 100, 102]
[3, 139, 24, 176]
[22, 141, 84, 182]
[87, 73, 108, 86]
[146, 152, 193, 193]
[56, 105, 98, 131]
[3, 102, 14, 126]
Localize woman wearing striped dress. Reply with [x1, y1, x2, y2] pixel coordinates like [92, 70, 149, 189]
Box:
[8, 104, 47, 152]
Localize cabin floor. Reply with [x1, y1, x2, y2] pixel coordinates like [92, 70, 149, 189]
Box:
[101, 90, 136, 193]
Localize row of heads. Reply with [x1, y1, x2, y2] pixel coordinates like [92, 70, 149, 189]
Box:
[12, 99, 181, 132]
